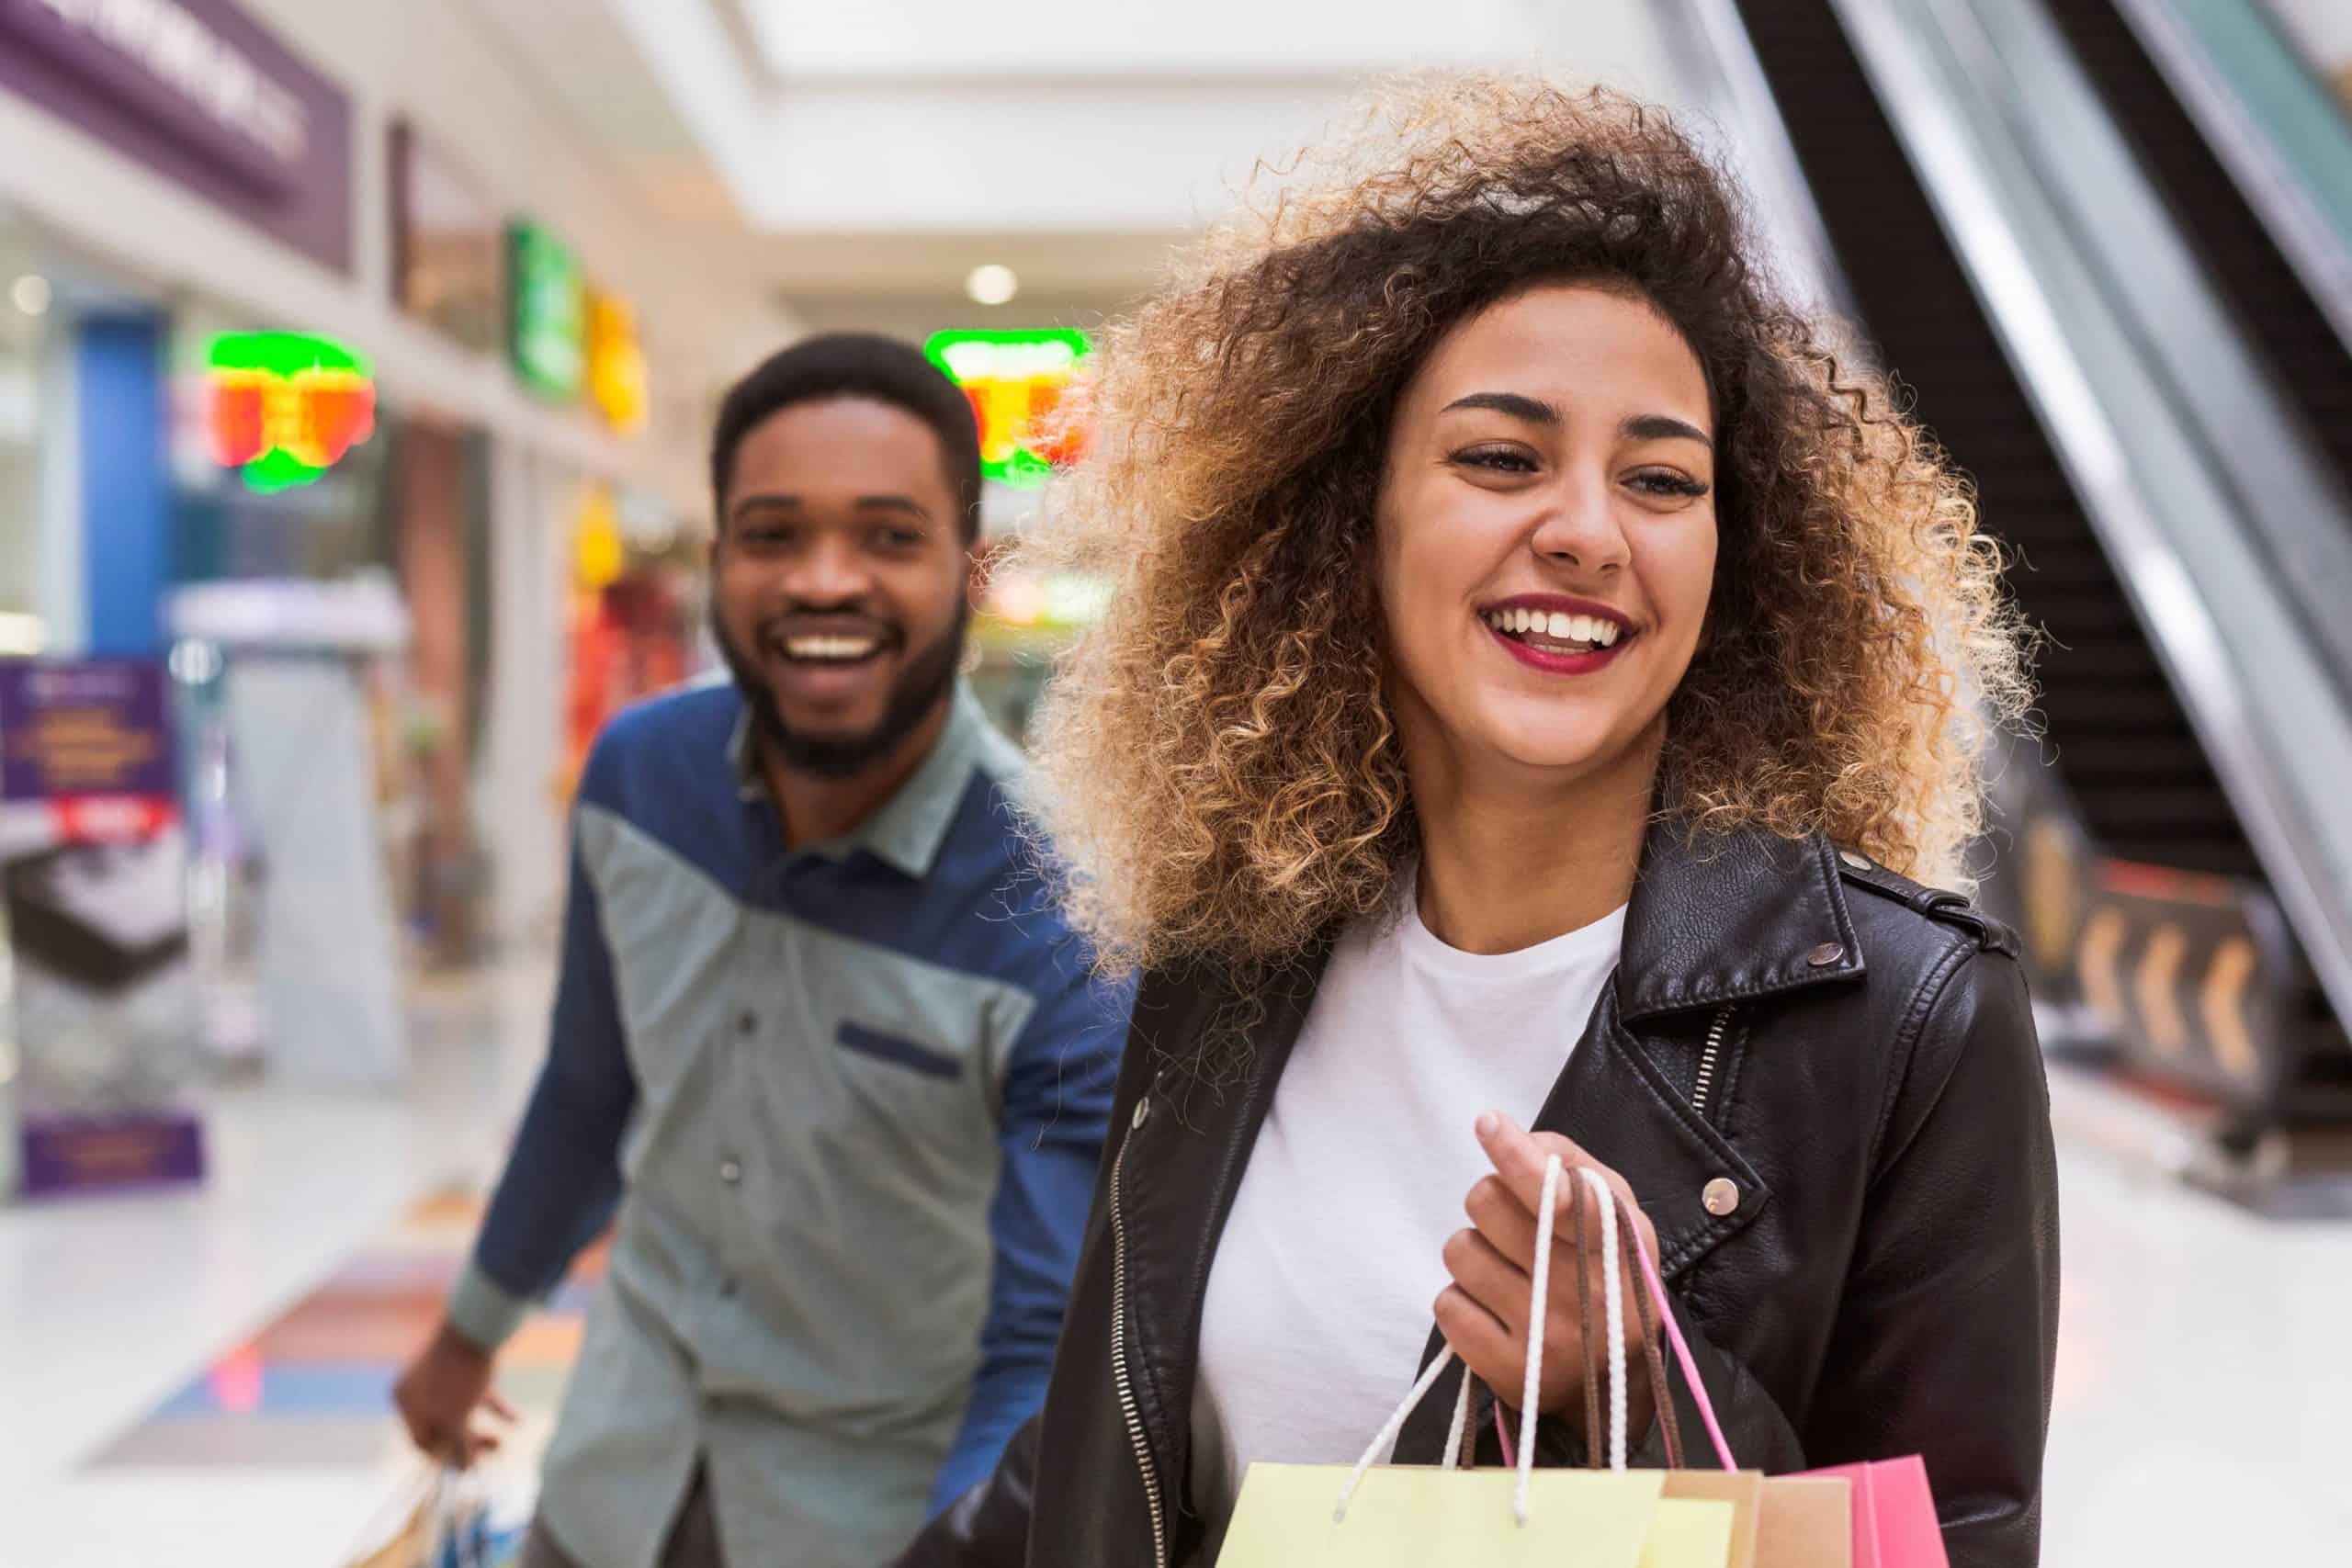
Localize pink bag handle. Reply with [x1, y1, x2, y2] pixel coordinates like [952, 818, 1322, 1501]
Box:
[1617, 1187, 1738, 1471]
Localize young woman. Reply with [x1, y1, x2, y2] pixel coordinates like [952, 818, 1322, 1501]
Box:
[903, 80, 2055, 1568]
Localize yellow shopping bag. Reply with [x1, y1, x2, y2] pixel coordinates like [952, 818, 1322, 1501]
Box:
[1216, 1156, 1736, 1568]
[1218, 1466, 1733, 1567]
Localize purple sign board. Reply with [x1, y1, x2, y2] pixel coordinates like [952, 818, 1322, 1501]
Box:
[20, 1110, 205, 1197]
[0, 658, 177, 803]
[0, 0, 353, 273]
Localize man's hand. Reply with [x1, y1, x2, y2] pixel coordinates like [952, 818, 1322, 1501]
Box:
[393, 1321, 516, 1465]
[1435, 1111, 1658, 1442]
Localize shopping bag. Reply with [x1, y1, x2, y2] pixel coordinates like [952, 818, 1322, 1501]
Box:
[343, 1466, 523, 1568]
[1794, 1457, 1945, 1568]
[1219, 1466, 1731, 1567]
[1216, 1156, 1736, 1567]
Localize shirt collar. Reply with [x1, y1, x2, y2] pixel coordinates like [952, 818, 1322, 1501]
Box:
[729, 682, 989, 881]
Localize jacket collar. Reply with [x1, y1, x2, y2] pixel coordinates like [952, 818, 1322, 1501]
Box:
[1617, 820, 1865, 1021]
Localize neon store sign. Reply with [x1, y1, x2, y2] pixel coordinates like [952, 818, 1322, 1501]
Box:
[924, 329, 1091, 487]
[205, 332, 376, 492]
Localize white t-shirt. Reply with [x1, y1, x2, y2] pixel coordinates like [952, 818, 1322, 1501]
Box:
[1189, 888, 1628, 1537]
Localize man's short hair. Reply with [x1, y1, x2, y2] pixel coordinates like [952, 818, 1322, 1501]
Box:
[710, 333, 984, 542]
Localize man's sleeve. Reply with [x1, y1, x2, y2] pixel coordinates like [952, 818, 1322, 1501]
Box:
[443, 819, 639, 1352]
[927, 950, 1133, 1515]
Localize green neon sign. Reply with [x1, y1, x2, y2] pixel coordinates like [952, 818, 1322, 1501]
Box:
[924, 329, 1091, 487]
[205, 332, 377, 493]
[511, 221, 585, 400]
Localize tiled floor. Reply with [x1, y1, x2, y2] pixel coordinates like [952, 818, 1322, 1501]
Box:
[0, 959, 560, 1568]
[87, 1188, 596, 1472]
[3, 953, 2349, 1566]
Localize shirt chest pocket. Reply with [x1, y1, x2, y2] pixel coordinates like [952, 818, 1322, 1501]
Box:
[834, 1019, 967, 1081]
[788, 946, 1035, 1161]
[820, 1010, 991, 1172]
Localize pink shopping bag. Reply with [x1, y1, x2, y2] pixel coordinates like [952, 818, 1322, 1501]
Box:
[1621, 1190, 1949, 1568]
[1792, 1458, 1947, 1568]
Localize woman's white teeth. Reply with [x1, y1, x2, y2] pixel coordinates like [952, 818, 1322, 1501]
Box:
[785, 635, 879, 660]
[1483, 609, 1623, 649]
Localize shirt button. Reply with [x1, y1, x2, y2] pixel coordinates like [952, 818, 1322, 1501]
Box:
[1806, 942, 1846, 968]
[1702, 1177, 1741, 1216]
[719, 1158, 742, 1185]
[1131, 1099, 1151, 1131]
[737, 1010, 758, 1037]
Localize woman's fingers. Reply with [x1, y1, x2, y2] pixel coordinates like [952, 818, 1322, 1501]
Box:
[1474, 1111, 1660, 1265]
[1442, 1226, 1533, 1337]
[1433, 1283, 1521, 1395]
[1464, 1173, 1539, 1263]
[1474, 1111, 1598, 1215]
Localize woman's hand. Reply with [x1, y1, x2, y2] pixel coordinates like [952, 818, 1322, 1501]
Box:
[1435, 1111, 1658, 1441]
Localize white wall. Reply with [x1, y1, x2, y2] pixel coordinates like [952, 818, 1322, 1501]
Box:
[472, 442, 573, 944]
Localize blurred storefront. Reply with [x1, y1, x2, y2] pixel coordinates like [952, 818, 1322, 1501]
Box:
[0, 0, 754, 1138]
[563, 483, 697, 797]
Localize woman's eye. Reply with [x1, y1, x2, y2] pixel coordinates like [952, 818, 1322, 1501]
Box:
[1628, 469, 1710, 499]
[1453, 446, 1538, 475]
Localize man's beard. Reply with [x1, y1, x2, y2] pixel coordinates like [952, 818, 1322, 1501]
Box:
[712, 597, 967, 781]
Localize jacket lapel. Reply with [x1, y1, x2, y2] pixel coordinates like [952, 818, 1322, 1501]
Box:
[1617, 822, 1864, 1021]
[1560, 824, 1868, 1274]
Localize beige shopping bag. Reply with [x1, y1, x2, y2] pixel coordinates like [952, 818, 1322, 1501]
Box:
[1753, 1475, 1854, 1568]
[1662, 1472, 1761, 1568]
[1661, 1471, 1858, 1568]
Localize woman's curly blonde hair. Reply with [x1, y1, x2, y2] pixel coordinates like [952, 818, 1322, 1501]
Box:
[1016, 76, 2033, 976]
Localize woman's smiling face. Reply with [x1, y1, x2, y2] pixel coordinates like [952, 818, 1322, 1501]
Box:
[1375, 283, 1720, 784]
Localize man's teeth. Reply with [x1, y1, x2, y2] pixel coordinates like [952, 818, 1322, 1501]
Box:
[783, 636, 880, 661]
[1481, 608, 1623, 648]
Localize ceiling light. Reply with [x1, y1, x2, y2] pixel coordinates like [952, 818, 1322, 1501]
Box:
[965, 265, 1018, 307]
[11, 275, 51, 316]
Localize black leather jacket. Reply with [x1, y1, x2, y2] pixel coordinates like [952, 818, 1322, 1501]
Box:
[900, 825, 2059, 1568]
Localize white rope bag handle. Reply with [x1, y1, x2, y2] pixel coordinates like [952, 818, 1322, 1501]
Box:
[1333, 1154, 1629, 1526]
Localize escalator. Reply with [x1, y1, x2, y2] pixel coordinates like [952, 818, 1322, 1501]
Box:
[1668, 0, 2352, 1158]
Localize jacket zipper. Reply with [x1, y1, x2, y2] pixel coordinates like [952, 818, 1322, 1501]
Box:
[1690, 1005, 1735, 1120]
[1109, 1121, 1170, 1568]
